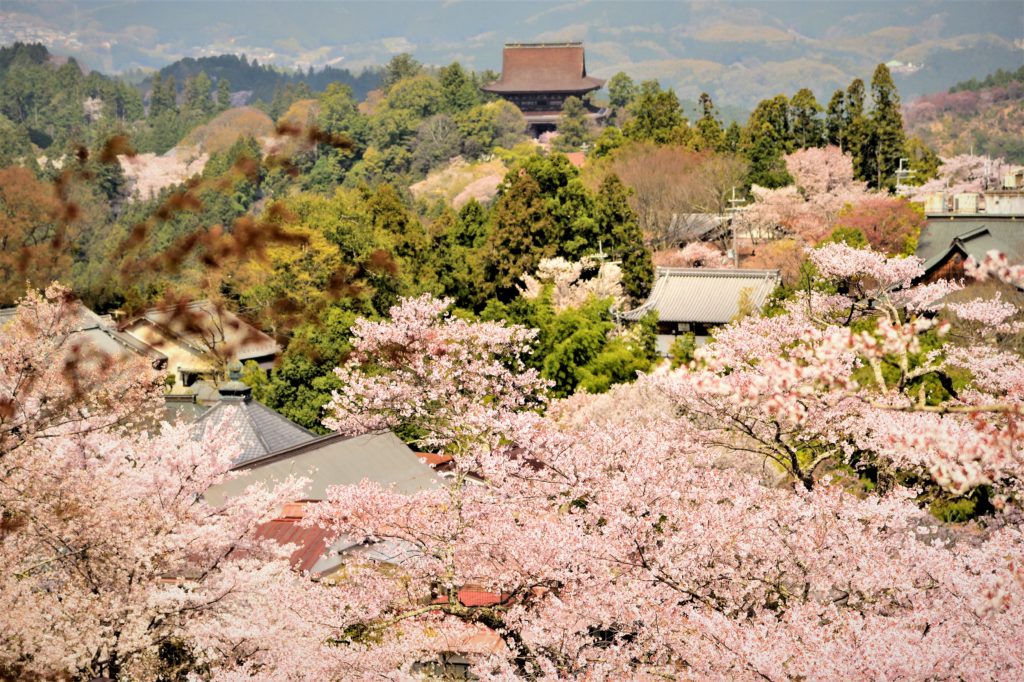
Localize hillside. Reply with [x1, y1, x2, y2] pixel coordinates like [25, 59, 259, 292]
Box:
[152, 54, 382, 103]
[905, 76, 1024, 163]
[4, 1, 1020, 109]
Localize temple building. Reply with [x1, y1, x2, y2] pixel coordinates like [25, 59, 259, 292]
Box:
[482, 42, 608, 133]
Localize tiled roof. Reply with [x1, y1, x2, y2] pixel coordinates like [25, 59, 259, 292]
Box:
[917, 217, 1024, 274]
[195, 398, 316, 465]
[0, 302, 167, 366]
[620, 268, 781, 324]
[127, 299, 279, 362]
[482, 43, 604, 94]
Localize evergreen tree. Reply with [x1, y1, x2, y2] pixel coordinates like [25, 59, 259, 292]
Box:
[723, 120, 742, 153]
[438, 62, 479, 113]
[789, 88, 824, 149]
[622, 83, 690, 145]
[824, 88, 846, 149]
[607, 71, 638, 110]
[694, 92, 725, 151]
[217, 78, 231, 111]
[554, 96, 591, 151]
[844, 78, 870, 181]
[745, 121, 792, 188]
[383, 53, 422, 92]
[486, 172, 557, 300]
[184, 71, 213, 117]
[594, 174, 653, 303]
[865, 63, 907, 189]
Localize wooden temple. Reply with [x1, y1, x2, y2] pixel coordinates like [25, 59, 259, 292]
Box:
[482, 42, 608, 133]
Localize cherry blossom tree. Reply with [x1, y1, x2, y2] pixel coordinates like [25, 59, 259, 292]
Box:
[0, 286, 316, 680]
[653, 241, 734, 268]
[297, 274, 1024, 680]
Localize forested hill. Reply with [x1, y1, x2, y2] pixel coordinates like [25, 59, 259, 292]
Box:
[153, 54, 382, 103]
[904, 65, 1024, 163]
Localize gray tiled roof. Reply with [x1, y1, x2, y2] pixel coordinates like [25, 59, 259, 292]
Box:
[917, 217, 1024, 271]
[195, 398, 316, 465]
[0, 302, 167, 366]
[620, 268, 781, 324]
[203, 431, 441, 505]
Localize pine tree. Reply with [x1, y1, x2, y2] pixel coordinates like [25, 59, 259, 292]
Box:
[844, 78, 870, 181]
[694, 92, 725, 151]
[824, 89, 846, 149]
[486, 172, 557, 300]
[789, 88, 824, 149]
[865, 63, 907, 189]
[554, 96, 591, 152]
[594, 174, 653, 303]
[622, 84, 690, 145]
[217, 78, 231, 112]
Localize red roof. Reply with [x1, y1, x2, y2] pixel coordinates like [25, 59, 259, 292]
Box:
[482, 43, 605, 94]
[432, 587, 512, 608]
[564, 152, 586, 168]
[417, 452, 455, 468]
[254, 502, 333, 574]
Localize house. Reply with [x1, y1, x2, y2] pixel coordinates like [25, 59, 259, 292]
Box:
[0, 302, 167, 369]
[915, 215, 1024, 287]
[665, 213, 732, 247]
[122, 299, 279, 388]
[481, 42, 608, 133]
[619, 268, 781, 355]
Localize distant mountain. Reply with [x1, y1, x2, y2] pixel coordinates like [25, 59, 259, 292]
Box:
[904, 67, 1024, 163]
[2, 1, 1022, 109]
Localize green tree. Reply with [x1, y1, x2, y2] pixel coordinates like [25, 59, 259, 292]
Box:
[594, 174, 653, 303]
[184, 71, 213, 117]
[607, 71, 638, 110]
[383, 53, 422, 92]
[789, 88, 824, 149]
[865, 63, 907, 189]
[744, 121, 792, 188]
[844, 78, 871, 181]
[825, 88, 846, 149]
[622, 83, 691, 145]
[385, 74, 443, 118]
[694, 92, 725, 151]
[438, 62, 480, 113]
[486, 172, 557, 299]
[216, 77, 231, 112]
[0, 114, 32, 166]
[554, 96, 591, 152]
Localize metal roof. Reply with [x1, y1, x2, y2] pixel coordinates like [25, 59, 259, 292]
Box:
[620, 268, 781, 324]
[204, 431, 441, 505]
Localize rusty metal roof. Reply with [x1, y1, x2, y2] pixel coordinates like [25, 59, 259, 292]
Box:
[482, 43, 604, 94]
[620, 268, 781, 324]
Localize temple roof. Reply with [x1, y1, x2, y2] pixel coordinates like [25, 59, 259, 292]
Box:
[619, 268, 781, 324]
[482, 42, 605, 94]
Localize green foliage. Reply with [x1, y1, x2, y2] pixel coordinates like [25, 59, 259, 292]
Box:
[593, 174, 653, 303]
[949, 65, 1024, 93]
[622, 82, 692, 145]
[789, 88, 824, 149]
[382, 54, 423, 92]
[694, 93, 725, 152]
[668, 332, 697, 369]
[865, 64, 907, 189]
[824, 226, 869, 249]
[554, 96, 591, 152]
[607, 72, 638, 111]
